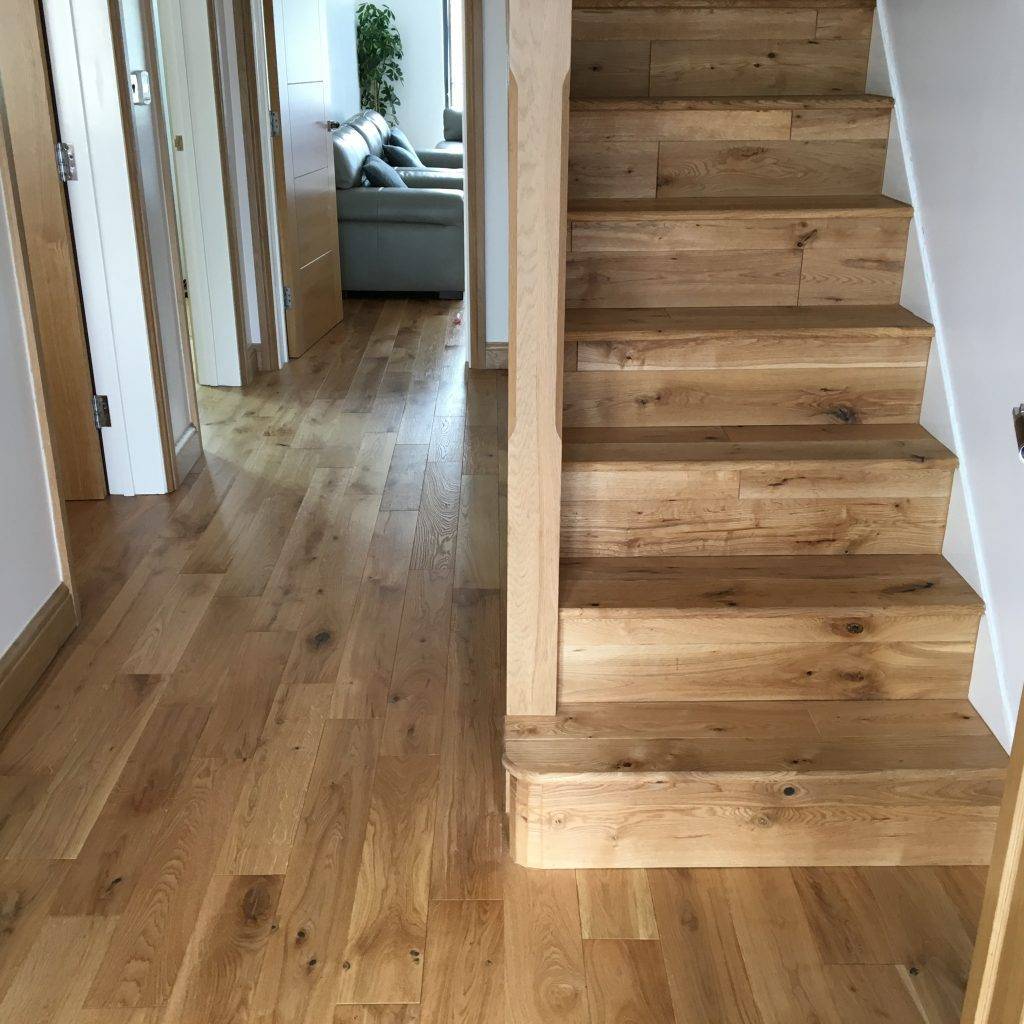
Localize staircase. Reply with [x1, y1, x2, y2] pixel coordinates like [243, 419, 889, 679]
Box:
[504, 0, 1007, 868]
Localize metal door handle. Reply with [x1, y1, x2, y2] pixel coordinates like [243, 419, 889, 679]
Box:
[325, 120, 341, 131]
[1014, 404, 1024, 462]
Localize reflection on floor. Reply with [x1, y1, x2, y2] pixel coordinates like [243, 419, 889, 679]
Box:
[0, 297, 984, 1022]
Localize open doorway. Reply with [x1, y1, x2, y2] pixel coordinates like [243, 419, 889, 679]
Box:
[250, 0, 487, 365]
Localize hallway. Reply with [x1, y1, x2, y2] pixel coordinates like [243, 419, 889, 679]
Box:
[0, 299, 987, 1022]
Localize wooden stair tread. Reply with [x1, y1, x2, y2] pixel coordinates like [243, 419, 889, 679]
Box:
[572, 94, 893, 112]
[560, 554, 983, 617]
[568, 195, 912, 221]
[562, 423, 955, 465]
[504, 699, 1007, 779]
[566, 305, 933, 340]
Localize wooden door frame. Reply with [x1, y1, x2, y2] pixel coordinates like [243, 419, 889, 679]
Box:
[463, 0, 487, 369]
[258, 0, 301, 362]
[108, 0, 202, 489]
[224, 0, 281, 373]
[228, 0, 487, 367]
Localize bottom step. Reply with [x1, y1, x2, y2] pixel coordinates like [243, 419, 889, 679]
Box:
[504, 701, 1006, 869]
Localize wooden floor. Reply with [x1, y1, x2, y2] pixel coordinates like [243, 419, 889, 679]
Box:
[0, 298, 987, 1022]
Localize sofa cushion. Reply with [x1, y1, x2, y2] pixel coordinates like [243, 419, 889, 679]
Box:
[384, 143, 423, 168]
[350, 111, 385, 156]
[362, 155, 407, 189]
[388, 126, 417, 155]
[332, 124, 371, 189]
[443, 107, 463, 142]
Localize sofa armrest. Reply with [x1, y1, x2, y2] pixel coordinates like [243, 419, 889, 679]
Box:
[416, 147, 463, 169]
[338, 187, 464, 228]
[398, 167, 464, 190]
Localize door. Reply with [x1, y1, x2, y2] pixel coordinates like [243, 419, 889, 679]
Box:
[265, 0, 343, 358]
[0, 0, 107, 500]
[112, 0, 202, 484]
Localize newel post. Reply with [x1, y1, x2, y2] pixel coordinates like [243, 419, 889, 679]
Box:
[961, 693, 1024, 1022]
[505, 0, 572, 716]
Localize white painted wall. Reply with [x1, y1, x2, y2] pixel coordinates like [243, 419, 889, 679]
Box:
[0, 175, 63, 655]
[326, 0, 360, 120]
[386, 0, 446, 148]
[870, 2, 1024, 748]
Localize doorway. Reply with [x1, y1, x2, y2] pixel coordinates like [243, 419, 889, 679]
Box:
[247, 0, 487, 365]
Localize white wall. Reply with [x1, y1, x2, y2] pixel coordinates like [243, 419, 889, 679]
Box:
[326, 0, 360, 120]
[0, 176, 63, 655]
[387, 0, 446, 148]
[870, 1, 1024, 748]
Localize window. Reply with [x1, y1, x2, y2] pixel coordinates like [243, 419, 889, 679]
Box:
[443, 0, 464, 110]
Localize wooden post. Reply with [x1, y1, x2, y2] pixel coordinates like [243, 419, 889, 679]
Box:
[962, 697, 1024, 1022]
[505, 0, 571, 716]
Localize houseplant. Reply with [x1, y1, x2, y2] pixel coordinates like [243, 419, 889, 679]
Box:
[356, 3, 404, 122]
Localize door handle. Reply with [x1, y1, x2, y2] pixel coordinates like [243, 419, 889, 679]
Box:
[1014, 404, 1024, 462]
[325, 120, 341, 131]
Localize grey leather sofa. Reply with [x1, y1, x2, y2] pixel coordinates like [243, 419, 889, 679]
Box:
[332, 114, 465, 294]
[435, 108, 464, 163]
[353, 110, 463, 173]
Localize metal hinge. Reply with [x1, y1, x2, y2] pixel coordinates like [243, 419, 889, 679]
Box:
[269, 110, 282, 137]
[55, 142, 77, 183]
[282, 284, 294, 310]
[182, 277, 189, 299]
[91, 394, 111, 430]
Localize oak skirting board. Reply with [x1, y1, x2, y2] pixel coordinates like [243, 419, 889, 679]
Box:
[0, 583, 76, 730]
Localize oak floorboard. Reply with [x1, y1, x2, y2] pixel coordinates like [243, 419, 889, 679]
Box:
[336, 755, 440, 1005]
[160, 873, 283, 1024]
[583, 938, 676, 1024]
[576, 870, 658, 940]
[418, 900, 503, 1024]
[504, 865, 589, 1024]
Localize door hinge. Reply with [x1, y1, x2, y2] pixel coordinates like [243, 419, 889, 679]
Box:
[269, 109, 282, 137]
[91, 394, 111, 430]
[182, 277, 189, 299]
[55, 142, 77, 183]
[282, 284, 294, 310]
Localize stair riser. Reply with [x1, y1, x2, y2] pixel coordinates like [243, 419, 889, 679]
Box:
[569, 101, 889, 199]
[571, 7, 873, 100]
[509, 772, 1003, 868]
[564, 330, 929, 426]
[571, 139, 887, 200]
[561, 497, 952, 557]
[566, 214, 910, 308]
[561, 608, 983, 646]
[564, 367, 926, 426]
[563, 459, 953, 501]
[559, 640, 976, 702]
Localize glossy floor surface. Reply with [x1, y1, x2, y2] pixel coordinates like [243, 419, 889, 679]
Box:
[0, 300, 985, 1023]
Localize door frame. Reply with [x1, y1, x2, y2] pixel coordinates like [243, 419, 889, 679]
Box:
[236, 0, 487, 367]
[108, 0, 203, 488]
[463, 0, 487, 369]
